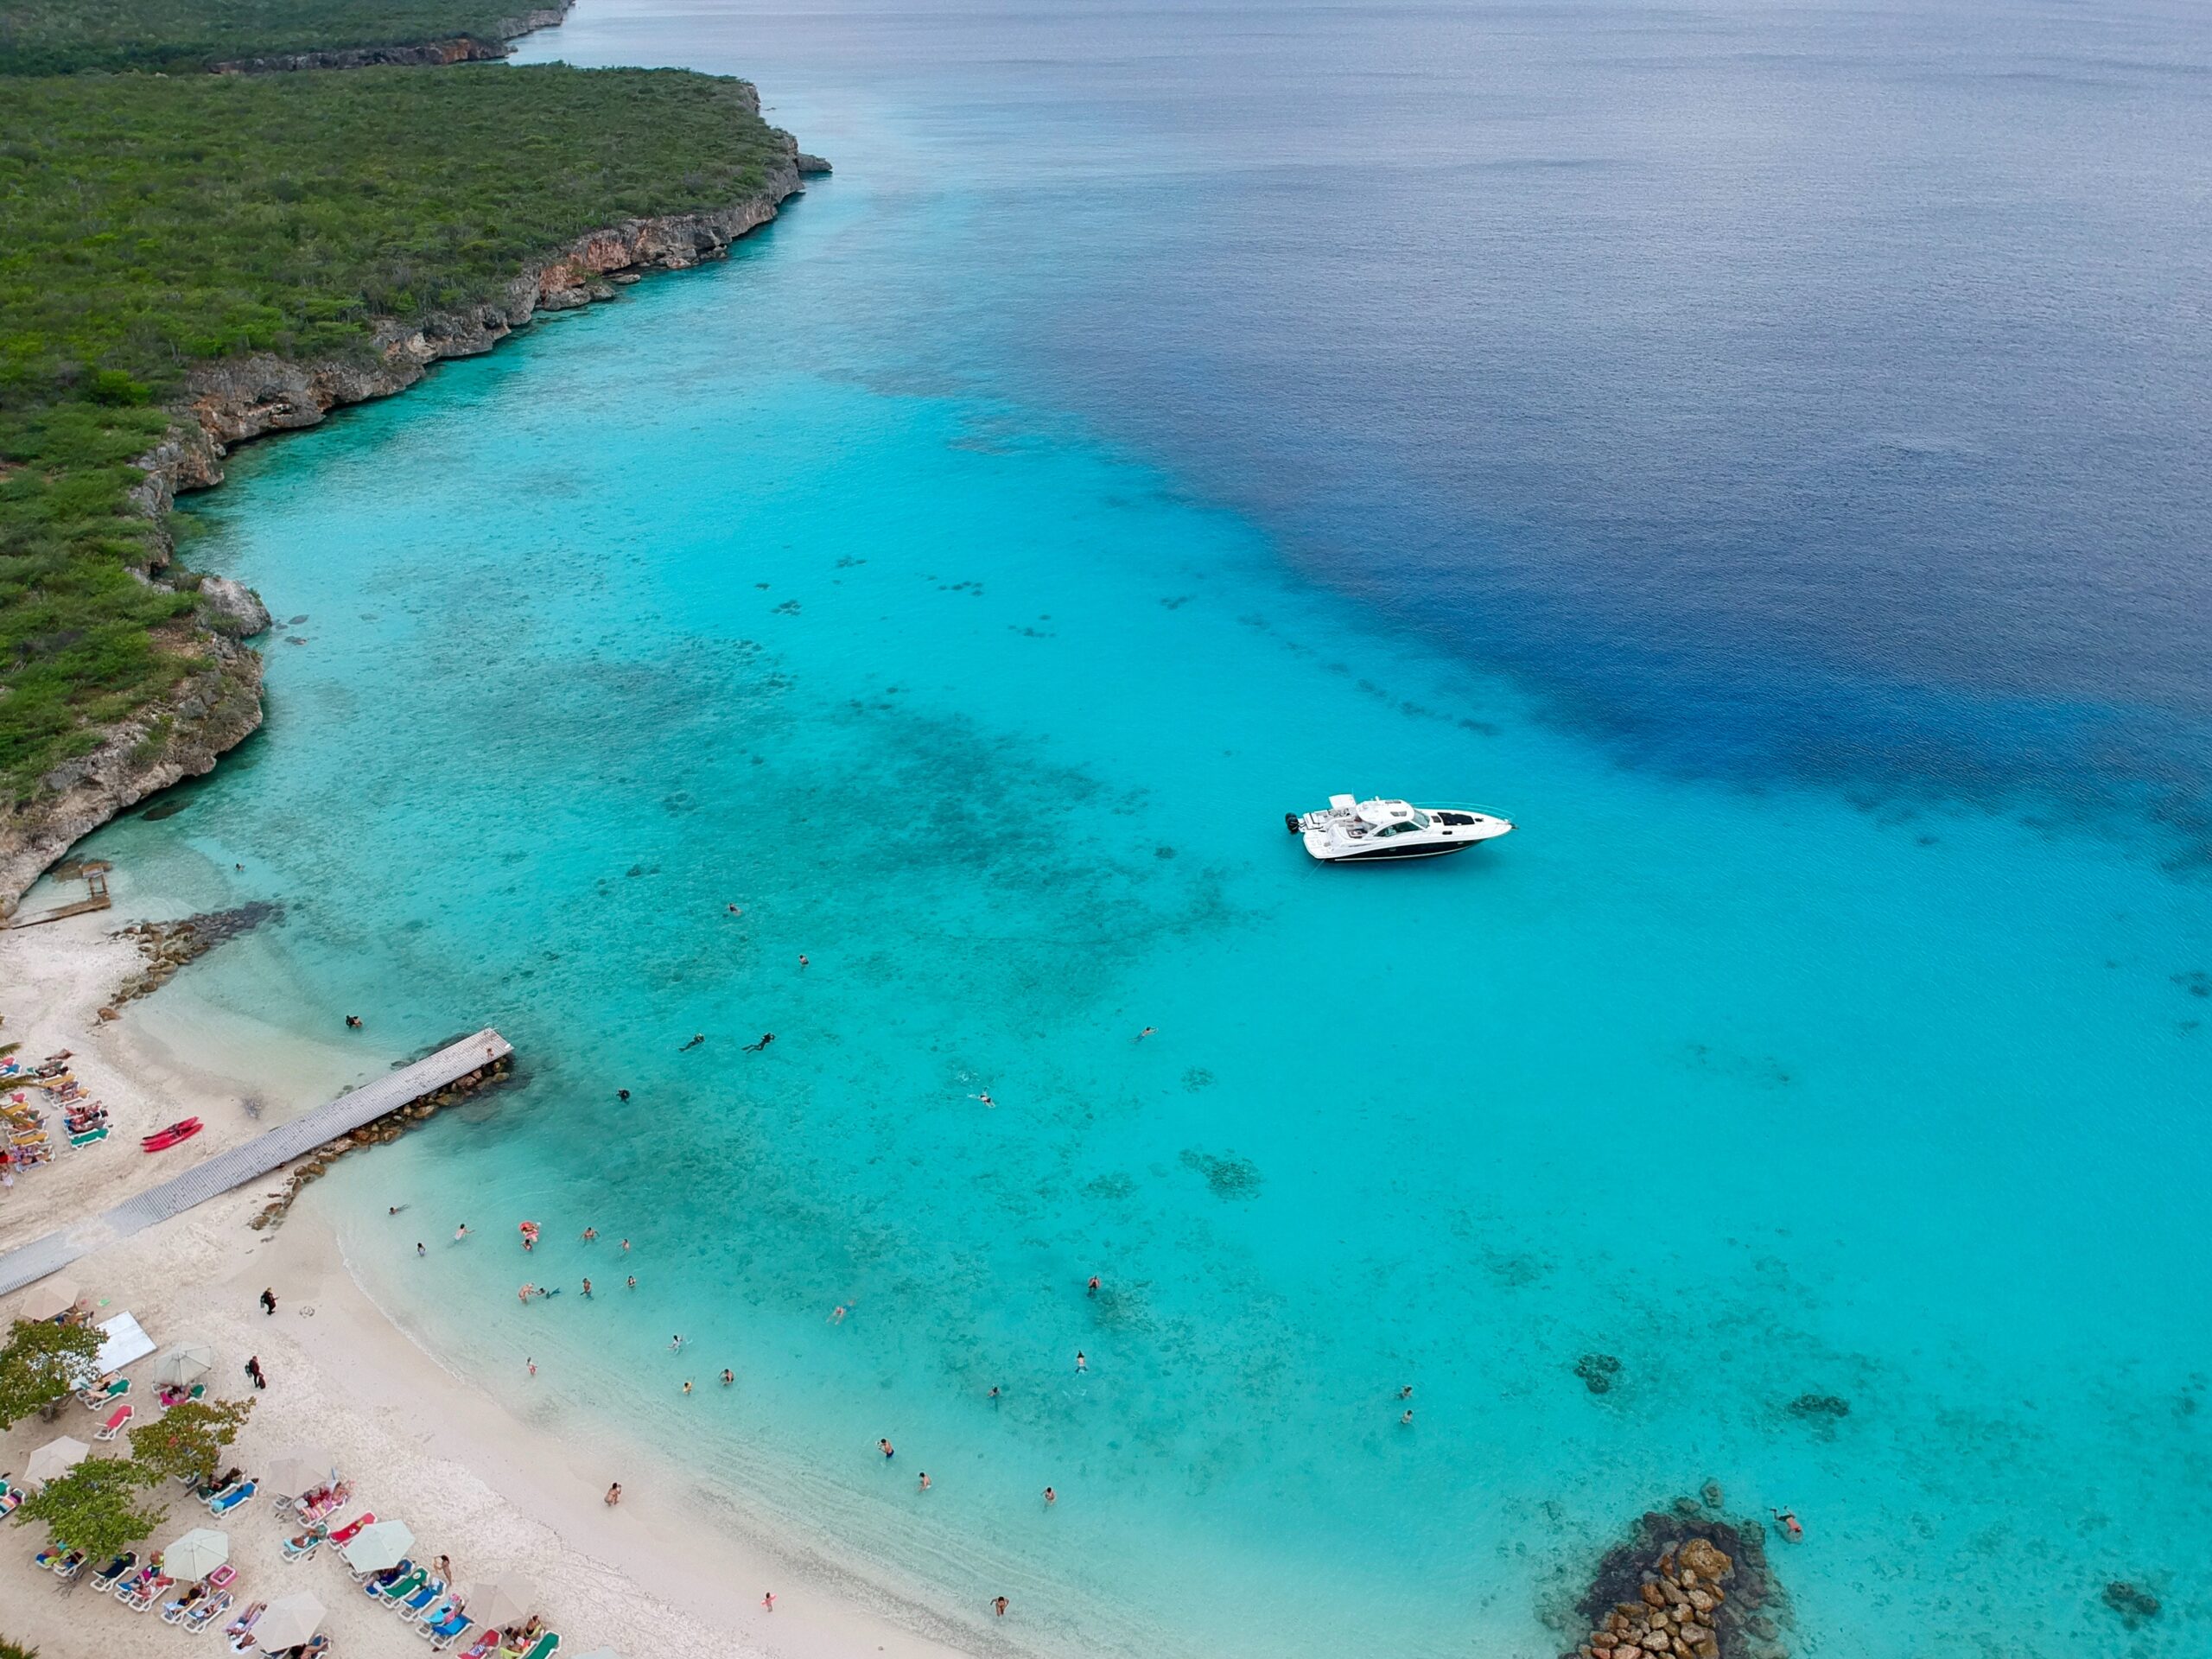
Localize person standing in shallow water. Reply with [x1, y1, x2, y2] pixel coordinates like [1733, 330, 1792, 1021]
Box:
[993, 1596, 1009, 1618]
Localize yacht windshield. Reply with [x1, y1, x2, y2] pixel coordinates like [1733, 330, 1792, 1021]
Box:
[1408, 810, 1431, 830]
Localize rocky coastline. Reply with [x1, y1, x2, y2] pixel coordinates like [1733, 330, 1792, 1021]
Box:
[0, 135, 815, 912]
[207, 2, 575, 73]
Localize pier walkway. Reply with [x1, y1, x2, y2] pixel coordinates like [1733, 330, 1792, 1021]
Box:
[0, 1028, 510, 1299]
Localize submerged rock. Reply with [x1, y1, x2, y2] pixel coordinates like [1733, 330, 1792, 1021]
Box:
[2102, 1580, 2161, 1627]
[1575, 1353, 1624, 1394]
[1559, 1502, 1790, 1659]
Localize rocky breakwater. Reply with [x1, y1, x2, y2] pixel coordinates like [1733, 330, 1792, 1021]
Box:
[250, 1051, 513, 1232]
[104, 903, 283, 1014]
[1563, 1501, 1791, 1659]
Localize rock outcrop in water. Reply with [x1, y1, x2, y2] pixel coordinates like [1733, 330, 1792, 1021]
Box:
[1562, 1503, 1791, 1659]
[0, 130, 817, 912]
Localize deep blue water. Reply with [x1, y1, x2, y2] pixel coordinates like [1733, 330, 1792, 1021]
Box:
[52, 3, 2212, 1656]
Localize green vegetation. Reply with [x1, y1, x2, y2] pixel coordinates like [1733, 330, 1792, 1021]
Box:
[1, 62, 785, 800]
[2, 1637, 38, 1659]
[127, 1395, 254, 1484]
[8, 1454, 168, 1562]
[0, 0, 546, 75]
[0, 1317, 104, 1427]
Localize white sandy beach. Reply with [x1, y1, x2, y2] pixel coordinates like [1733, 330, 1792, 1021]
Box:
[1, 893, 1014, 1659]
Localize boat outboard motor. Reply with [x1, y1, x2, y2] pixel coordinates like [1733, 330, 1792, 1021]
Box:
[1285, 811, 1301, 834]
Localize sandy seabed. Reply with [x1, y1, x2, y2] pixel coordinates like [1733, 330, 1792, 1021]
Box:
[0, 895, 998, 1659]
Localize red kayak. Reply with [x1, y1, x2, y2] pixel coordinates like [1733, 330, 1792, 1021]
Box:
[141, 1118, 202, 1152]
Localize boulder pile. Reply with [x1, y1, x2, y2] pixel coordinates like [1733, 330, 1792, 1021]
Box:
[1565, 1503, 1790, 1659]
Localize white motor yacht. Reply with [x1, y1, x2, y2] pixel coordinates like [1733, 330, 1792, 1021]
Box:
[1287, 795, 1513, 863]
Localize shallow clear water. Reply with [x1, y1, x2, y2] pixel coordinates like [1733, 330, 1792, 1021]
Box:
[73, 2, 2212, 1656]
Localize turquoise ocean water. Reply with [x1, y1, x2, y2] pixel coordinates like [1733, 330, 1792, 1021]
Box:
[68, 3, 2212, 1655]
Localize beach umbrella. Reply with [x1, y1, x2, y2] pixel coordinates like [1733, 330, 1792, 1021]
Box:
[24, 1433, 89, 1486]
[264, 1447, 335, 1498]
[340, 1519, 415, 1573]
[461, 1575, 538, 1629]
[150, 1343, 216, 1387]
[162, 1527, 230, 1580]
[16, 1277, 80, 1321]
[254, 1593, 327, 1651]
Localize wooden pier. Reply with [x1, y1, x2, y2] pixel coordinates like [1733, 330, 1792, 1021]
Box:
[9, 861, 112, 929]
[0, 1028, 512, 1298]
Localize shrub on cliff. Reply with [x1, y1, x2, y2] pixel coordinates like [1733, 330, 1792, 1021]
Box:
[0, 0, 544, 74]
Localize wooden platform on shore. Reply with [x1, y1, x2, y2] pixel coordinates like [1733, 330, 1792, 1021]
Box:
[0, 1027, 512, 1299]
[9, 862, 112, 929]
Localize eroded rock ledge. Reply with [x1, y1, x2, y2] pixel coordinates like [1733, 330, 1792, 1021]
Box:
[0, 144, 810, 912]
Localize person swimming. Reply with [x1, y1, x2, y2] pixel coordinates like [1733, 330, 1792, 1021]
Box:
[721, 1369, 734, 1386]
[1771, 1508, 1804, 1540]
[679, 1033, 706, 1052]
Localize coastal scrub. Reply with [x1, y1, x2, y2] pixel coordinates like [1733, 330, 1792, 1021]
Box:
[0, 62, 788, 829]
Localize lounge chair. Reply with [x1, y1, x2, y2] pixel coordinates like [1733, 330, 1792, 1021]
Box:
[162, 1585, 207, 1624]
[396, 1577, 447, 1622]
[359, 1556, 415, 1591]
[68, 1126, 109, 1147]
[423, 1611, 474, 1650]
[515, 1633, 558, 1659]
[454, 1632, 500, 1659]
[411, 1597, 462, 1637]
[326, 1510, 376, 1546]
[222, 1601, 265, 1651]
[207, 1479, 257, 1516]
[79, 1375, 130, 1408]
[281, 1524, 327, 1562]
[127, 1572, 176, 1611]
[187, 1588, 234, 1633]
[91, 1549, 137, 1591]
[371, 1566, 426, 1602]
[114, 1563, 157, 1602]
[94, 1402, 134, 1440]
[33, 1541, 74, 1571]
[53, 1548, 89, 1579]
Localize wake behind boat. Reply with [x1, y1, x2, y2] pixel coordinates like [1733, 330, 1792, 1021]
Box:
[1287, 795, 1513, 862]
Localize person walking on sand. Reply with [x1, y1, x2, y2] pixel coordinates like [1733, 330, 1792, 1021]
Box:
[260, 1287, 277, 1315]
[993, 1596, 1009, 1618]
[679, 1033, 706, 1052]
[605, 1484, 622, 1507]
[245, 1356, 266, 1390]
[761, 1592, 774, 1612]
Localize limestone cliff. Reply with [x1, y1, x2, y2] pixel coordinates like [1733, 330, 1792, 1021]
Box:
[0, 149, 810, 910]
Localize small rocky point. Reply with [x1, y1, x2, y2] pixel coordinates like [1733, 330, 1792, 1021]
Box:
[1565, 1500, 1790, 1659]
[105, 903, 282, 1013]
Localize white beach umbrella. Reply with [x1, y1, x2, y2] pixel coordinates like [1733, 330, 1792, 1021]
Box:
[162, 1526, 230, 1580]
[461, 1575, 538, 1629]
[23, 1433, 90, 1486]
[149, 1343, 217, 1387]
[264, 1447, 335, 1498]
[254, 1592, 327, 1651]
[340, 1519, 415, 1573]
[16, 1277, 81, 1322]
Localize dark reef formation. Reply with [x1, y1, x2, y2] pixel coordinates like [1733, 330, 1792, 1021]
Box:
[1561, 1502, 1793, 1659]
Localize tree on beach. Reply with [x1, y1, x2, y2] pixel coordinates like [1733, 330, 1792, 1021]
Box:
[0, 1319, 104, 1429]
[7, 1456, 166, 1562]
[126, 1395, 253, 1484]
